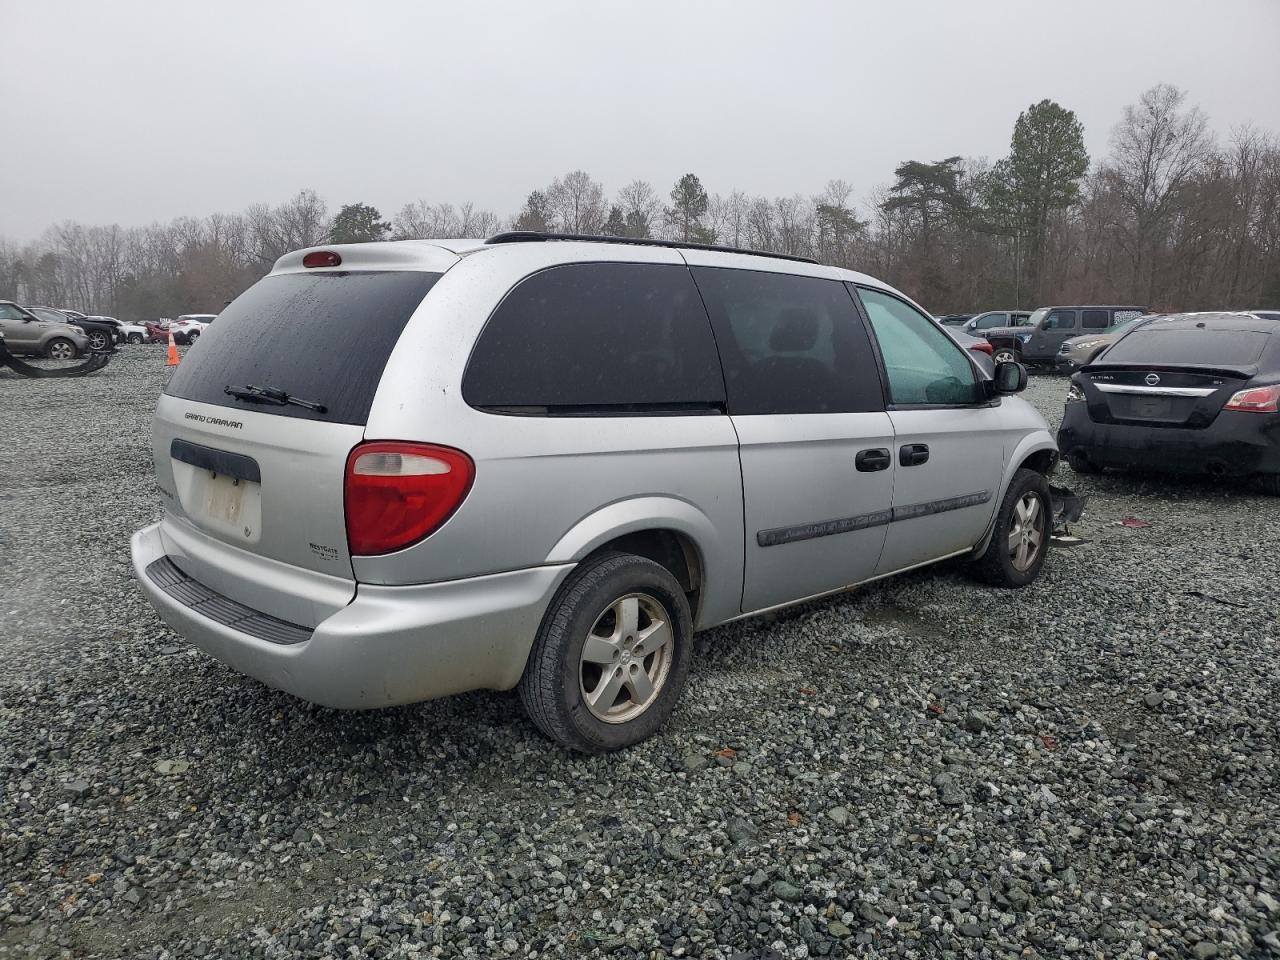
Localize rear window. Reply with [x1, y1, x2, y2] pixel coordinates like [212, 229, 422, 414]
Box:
[165, 271, 439, 425]
[463, 262, 725, 414]
[1104, 328, 1270, 366]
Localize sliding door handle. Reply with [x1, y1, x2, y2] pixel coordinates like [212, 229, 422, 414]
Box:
[900, 443, 930, 466]
[855, 448, 892, 472]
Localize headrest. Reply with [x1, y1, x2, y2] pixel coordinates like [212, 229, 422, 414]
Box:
[769, 309, 819, 352]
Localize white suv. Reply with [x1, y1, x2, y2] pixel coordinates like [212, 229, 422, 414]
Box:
[172, 314, 217, 344]
[132, 234, 1059, 751]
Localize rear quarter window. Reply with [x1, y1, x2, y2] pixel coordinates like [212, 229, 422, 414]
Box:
[462, 262, 725, 414]
[165, 270, 440, 425]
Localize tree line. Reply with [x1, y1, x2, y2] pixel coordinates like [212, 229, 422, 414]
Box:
[2, 83, 1277, 320]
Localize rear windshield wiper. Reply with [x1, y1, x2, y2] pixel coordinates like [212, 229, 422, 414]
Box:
[224, 384, 327, 413]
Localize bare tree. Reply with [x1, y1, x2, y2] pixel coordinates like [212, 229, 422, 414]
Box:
[616, 179, 659, 238]
[546, 170, 606, 234]
[1102, 83, 1213, 302]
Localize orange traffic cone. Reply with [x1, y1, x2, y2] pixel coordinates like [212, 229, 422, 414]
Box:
[166, 330, 180, 366]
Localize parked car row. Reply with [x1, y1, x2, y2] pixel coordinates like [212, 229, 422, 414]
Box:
[0, 302, 201, 357]
[934, 303, 1280, 374]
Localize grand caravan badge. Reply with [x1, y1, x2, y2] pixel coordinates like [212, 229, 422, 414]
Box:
[184, 411, 243, 430]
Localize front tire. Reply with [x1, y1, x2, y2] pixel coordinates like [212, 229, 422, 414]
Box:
[519, 552, 693, 753]
[127, 333, 144, 344]
[972, 468, 1051, 588]
[85, 330, 110, 351]
[45, 337, 78, 360]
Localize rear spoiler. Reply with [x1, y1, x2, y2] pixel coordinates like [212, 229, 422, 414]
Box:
[1081, 361, 1259, 379]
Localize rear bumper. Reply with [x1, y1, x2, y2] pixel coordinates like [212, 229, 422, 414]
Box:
[1058, 404, 1280, 476]
[131, 522, 574, 708]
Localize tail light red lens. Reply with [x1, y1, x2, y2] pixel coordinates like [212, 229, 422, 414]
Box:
[344, 442, 474, 555]
[972, 341, 994, 356]
[1224, 384, 1280, 413]
[303, 250, 342, 268]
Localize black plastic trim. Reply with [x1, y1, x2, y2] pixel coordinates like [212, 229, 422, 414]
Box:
[145, 556, 311, 645]
[757, 490, 993, 547]
[484, 231, 819, 265]
[170, 439, 261, 483]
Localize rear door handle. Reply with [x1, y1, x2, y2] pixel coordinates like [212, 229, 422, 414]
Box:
[900, 443, 930, 467]
[855, 448, 892, 472]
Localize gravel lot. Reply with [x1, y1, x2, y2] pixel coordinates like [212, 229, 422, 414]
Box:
[2, 349, 1278, 960]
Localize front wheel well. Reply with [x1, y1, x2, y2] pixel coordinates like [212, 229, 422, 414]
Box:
[1017, 448, 1059, 477]
[582, 529, 703, 620]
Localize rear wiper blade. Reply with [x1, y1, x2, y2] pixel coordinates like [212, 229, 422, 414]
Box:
[224, 384, 327, 413]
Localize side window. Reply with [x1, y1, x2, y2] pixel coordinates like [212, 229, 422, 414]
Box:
[1043, 309, 1077, 330]
[976, 313, 1007, 329]
[0, 304, 29, 320]
[462, 263, 725, 413]
[1113, 309, 1143, 323]
[691, 267, 882, 415]
[857, 287, 982, 406]
[1081, 309, 1109, 329]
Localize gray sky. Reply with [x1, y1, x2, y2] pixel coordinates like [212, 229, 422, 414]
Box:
[4, 0, 1279, 241]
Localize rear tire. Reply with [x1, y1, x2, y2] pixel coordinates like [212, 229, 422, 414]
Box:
[127, 333, 144, 344]
[1067, 450, 1101, 475]
[45, 337, 78, 360]
[993, 348, 1018, 365]
[186, 329, 200, 342]
[972, 468, 1051, 588]
[519, 551, 692, 753]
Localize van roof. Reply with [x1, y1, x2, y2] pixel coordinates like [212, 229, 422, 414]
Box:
[273, 234, 822, 269]
[271, 235, 896, 294]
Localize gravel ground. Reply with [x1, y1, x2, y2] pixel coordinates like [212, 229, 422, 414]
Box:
[2, 349, 1278, 960]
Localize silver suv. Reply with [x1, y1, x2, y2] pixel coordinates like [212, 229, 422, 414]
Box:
[131, 235, 1059, 752]
[0, 301, 90, 358]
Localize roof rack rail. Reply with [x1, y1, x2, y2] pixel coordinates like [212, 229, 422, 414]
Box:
[484, 231, 819, 265]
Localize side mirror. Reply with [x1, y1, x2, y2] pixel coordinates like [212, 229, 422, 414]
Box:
[993, 360, 1027, 394]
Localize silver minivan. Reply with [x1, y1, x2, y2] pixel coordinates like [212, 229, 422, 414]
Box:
[131, 234, 1060, 752]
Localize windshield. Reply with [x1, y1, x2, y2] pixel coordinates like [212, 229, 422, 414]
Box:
[1027, 308, 1049, 329]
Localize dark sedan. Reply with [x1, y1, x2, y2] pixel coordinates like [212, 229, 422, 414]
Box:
[1058, 312, 1280, 492]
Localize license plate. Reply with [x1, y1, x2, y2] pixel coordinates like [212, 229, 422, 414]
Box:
[1133, 397, 1172, 418]
[201, 472, 247, 524]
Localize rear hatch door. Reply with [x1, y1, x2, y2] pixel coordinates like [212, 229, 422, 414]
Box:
[154, 263, 446, 621]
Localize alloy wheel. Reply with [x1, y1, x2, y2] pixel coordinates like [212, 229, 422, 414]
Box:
[993, 349, 1016, 364]
[48, 340, 75, 360]
[579, 593, 674, 724]
[1008, 492, 1045, 571]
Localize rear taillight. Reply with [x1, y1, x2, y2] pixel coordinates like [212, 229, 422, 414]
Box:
[1224, 384, 1280, 413]
[972, 341, 994, 356]
[344, 442, 474, 555]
